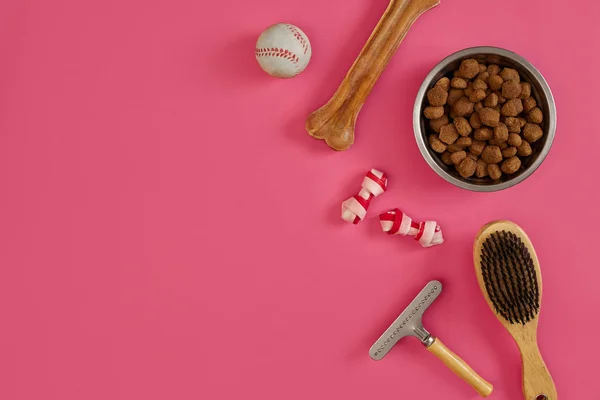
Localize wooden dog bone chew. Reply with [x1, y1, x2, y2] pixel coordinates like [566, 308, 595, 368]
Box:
[305, 0, 440, 151]
[341, 169, 388, 224]
[379, 209, 443, 247]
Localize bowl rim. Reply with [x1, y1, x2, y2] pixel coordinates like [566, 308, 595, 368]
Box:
[413, 46, 557, 192]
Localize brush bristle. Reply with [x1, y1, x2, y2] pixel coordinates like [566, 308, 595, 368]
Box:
[480, 230, 540, 325]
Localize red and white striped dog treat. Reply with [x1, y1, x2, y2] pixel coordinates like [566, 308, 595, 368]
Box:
[341, 169, 388, 224]
[379, 209, 444, 247]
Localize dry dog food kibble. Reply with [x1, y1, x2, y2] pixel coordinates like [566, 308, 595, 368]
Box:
[484, 93, 498, 107]
[424, 106, 445, 119]
[450, 151, 467, 165]
[441, 151, 453, 165]
[447, 143, 462, 153]
[427, 86, 449, 106]
[479, 108, 500, 127]
[487, 64, 501, 75]
[447, 89, 464, 106]
[501, 99, 524, 117]
[458, 59, 480, 79]
[469, 89, 487, 103]
[453, 96, 475, 116]
[439, 124, 459, 144]
[436, 77, 450, 91]
[454, 117, 472, 136]
[528, 108, 543, 124]
[508, 133, 522, 147]
[517, 140, 532, 156]
[429, 135, 447, 153]
[502, 146, 518, 158]
[488, 75, 503, 91]
[474, 127, 493, 141]
[451, 77, 467, 89]
[505, 117, 521, 133]
[522, 123, 543, 143]
[469, 112, 482, 129]
[473, 79, 487, 91]
[457, 157, 477, 178]
[522, 96, 537, 112]
[487, 163, 502, 180]
[493, 123, 509, 142]
[481, 145, 503, 164]
[455, 137, 472, 148]
[476, 159, 488, 178]
[430, 115, 449, 133]
[496, 91, 507, 104]
[500, 68, 520, 82]
[501, 156, 521, 174]
[470, 139, 486, 156]
[423, 59, 545, 181]
[502, 80, 521, 99]
[520, 82, 531, 99]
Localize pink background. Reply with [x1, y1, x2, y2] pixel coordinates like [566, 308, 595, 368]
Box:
[0, 0, 598, 399]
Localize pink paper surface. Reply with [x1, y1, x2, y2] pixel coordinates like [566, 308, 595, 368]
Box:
[0, 0, 598, 399]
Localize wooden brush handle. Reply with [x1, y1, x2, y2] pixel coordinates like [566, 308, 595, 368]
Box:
[521, 341, 558, 400]
[305, 0, 439, 151]
[427, 338, 493, 397]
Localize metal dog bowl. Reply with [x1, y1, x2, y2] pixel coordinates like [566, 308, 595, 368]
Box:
[413, 46, 556, 192]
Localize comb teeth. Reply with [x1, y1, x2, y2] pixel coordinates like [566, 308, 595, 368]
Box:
[480, 230, 540, 325]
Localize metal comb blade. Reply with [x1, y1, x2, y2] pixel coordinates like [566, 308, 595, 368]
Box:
[369, 280, 442, 360]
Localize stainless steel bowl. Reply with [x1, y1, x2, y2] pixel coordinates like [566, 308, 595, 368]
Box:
[413, 46, 556, 192]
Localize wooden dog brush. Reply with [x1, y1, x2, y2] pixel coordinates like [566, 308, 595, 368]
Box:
[474, 220, 557, 400]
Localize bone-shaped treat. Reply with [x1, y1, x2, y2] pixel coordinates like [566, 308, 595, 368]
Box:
[369, 280, 493, 397]
[379, 208, 443, 247]
[305, 0, 440, 151]
[341, 169, 388, 224]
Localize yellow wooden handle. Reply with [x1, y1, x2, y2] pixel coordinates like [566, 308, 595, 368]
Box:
[521, 342, 557, 400]
[426, 338, 493, 397]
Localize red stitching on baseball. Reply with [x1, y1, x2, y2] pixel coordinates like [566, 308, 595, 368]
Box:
[286, 24, 309, 54]
[255, 48, 300, 64]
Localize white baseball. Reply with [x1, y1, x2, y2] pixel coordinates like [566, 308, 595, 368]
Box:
[255, 23, 311, 78]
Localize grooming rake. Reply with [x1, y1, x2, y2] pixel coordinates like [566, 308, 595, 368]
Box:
[369, 280, 493, 397]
